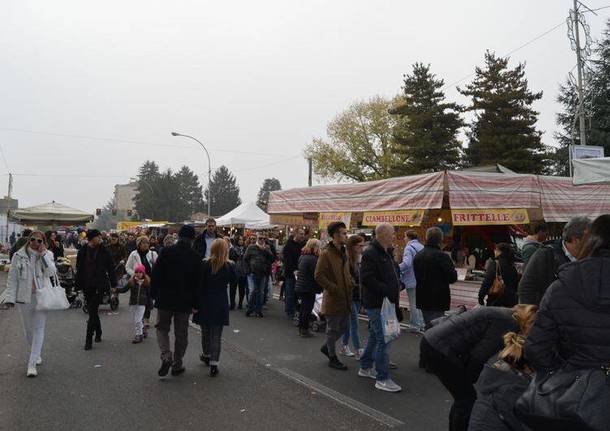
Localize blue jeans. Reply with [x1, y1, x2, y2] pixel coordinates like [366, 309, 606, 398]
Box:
[284, 273, 296, 317]
[359, 308, 390, 381]
[341, 300, 361, 350]
[406, 288, 425, 330]
[247, 274, 267, 314]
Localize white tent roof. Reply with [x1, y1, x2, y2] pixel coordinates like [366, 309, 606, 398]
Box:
[573, 157, 610, 185]
[215, 202, 269, 227]
[10, 201, 94, 225]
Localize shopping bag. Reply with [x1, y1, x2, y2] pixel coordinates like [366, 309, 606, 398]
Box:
[381, 298, 400, 343]
[36, 283, 70, 311]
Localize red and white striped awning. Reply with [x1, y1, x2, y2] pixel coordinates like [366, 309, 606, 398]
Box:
[268, 172, 444, 214]
[539, 176, 610, 222]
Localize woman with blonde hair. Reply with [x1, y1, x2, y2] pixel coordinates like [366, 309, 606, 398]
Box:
[125, 235, 158, 333]
[469, 305, 538, 431]
[194, 238, 237, 377]
[294, 238, 321, 337]
[4, 230, 57, 377]
[420, 305, 536, 431]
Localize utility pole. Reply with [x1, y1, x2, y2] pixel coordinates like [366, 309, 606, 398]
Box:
[573, 0, 587, 146]
[307, 158, 313, 187]
[5, 173, 12, 243]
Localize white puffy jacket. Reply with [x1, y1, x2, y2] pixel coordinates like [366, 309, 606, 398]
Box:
[5, 247, 57, 304]
[125, 249, 158, 277]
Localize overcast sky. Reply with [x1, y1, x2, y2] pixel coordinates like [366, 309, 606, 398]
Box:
[1, 0, 608, 214]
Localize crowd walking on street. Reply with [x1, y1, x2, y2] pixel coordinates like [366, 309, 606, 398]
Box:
[3, 213, 610, 431]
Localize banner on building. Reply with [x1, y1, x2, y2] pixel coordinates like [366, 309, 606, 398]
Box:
[362, 210, 424, 227]
[451, 209, 529, 226]
[319, 212, 351, 229]
[269, 214, 318, 227]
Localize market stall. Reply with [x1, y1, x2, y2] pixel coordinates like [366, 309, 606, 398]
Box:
[10, 201, 94, 226]
[572, 157, 610, 185]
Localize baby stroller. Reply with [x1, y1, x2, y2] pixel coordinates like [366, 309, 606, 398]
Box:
[56, 257, 82, 309]
[293, 293, 326, 332]
[82, 262, 123, 314]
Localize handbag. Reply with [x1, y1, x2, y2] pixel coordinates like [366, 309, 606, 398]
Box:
[515, 364, 610, 431]
[36, 276, 70, 311]
[487, 261, 505, 299]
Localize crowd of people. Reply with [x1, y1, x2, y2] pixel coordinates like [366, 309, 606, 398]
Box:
[3, 213, 610, 430]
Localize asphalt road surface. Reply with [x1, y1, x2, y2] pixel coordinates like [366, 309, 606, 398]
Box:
[0, 274, 451, 431]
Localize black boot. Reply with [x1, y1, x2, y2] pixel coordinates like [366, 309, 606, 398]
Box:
[158, 359, 172, 377]
[84, 338, 93, 350]
[210, 365, 219, 377]
[200, 354, 210, 367]
[328, 356, 348, 371]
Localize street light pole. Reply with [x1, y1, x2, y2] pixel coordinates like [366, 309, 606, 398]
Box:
[171, 132, 212, 217]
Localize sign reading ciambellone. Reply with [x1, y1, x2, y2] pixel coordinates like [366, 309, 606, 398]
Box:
[451, 208, 529, 226]
[362, 210, 424, 227]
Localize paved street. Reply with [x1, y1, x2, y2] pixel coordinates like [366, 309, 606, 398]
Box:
[0, 273, 451, 431]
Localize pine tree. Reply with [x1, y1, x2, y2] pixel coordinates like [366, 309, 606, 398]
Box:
[205, 165, 241, 217]
[257, 178, 282, 211]
[174, 166, 205, 217]
[133, 161, 161, 219]
[589, 20, 610, 154]
[553, 80, 581, 176]
[459, 51, 550, 174]
[391, 63, 463, 175]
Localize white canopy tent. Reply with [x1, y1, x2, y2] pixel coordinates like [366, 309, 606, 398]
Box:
[9, 201, 94, 225]
[215, 202, 272, 229]
[573, 157, 610, 185]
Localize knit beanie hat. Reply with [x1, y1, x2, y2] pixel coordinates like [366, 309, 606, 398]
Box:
[134, 264, 146, 274]
[86, 229, 101, 241]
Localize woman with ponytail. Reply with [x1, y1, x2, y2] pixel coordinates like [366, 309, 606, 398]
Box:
[469, 304, 538, 431]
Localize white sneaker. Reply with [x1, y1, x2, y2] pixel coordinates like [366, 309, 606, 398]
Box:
[36, 357, 43, 366]
[358, 368, 377, 379]
[375, 379, 402, 393]
[26, 366, 37, 377]
[339, 344, 355, 357]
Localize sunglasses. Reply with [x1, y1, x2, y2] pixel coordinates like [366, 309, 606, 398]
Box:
[30, 238, 43, 244]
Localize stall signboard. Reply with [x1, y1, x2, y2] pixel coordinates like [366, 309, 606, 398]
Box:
[362, 210, 424, 226]
[269, 214, 318, 227]
[451, 209, 529, 226]
[319, 212, 351, 229]
[116, 221, 168, 231]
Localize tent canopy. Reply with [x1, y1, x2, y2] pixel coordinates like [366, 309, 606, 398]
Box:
[573, 157, 610, 185]
[216, 202, 270, 227]
[10, 201, 94, 225]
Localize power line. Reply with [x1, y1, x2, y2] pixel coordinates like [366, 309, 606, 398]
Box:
[0, 127, 295, 158]
[233, 155, 302, 173]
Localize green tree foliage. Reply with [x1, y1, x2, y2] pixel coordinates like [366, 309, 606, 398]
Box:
[133, 161, 205, 221]
[459, 51, 551, 174]
[554, 20, 610, 175]
[391, 63, 463, 175]
[305, 96, 404, 181]
[257, 178, 282, 212]
[205, 165, 241, 217]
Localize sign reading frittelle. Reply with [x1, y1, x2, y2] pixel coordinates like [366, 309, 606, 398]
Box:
[362, 210, 424, 226]
[451, 208, 529, 226]
[319, 212, 351, 229]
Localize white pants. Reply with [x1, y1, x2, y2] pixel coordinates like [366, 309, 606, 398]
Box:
[131, 305, 146, 336]
[19, 294, 47, 367]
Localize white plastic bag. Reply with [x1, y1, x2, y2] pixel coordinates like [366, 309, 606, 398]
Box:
[381, 297, 400, 343]
[36, 283, 70, 311]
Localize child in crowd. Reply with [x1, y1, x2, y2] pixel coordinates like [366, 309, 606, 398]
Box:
[118, 264, 150, 343]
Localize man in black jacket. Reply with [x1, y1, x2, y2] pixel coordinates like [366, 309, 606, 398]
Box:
[151, 225, 201, 377]
[243, 234, 275, 318]
[518, 216, 590, 306]
[414, 227, 458, 329]
[281, 229, 305, 319]
[192, 218, 218, 258]
[359, 223, 402, 393]
[75, 229, 118, 350]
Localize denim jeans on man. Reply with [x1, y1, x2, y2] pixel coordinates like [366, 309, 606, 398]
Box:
[359, 308, 390, 381]
[247, 274, 267, 314]
[341, 300, 361, 351]
[283, 273, 297, 318]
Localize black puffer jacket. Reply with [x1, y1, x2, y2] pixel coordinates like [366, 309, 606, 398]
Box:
[360, 239, 400, 309]
[295, 254, 320, 294]
[76, 245, 118, 300]
[469, 357, 532, 431]
[518, 240, 569, 306]
[423, 307, 518, 381]
[283, 238, 305, 275]
[524, 250, 610, 371]
[414, 245, 458, 311]
[478, 257, 518, 307]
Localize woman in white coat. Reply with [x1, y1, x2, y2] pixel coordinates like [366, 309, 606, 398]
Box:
[125, 235, 158, 330]
[4, 230, 57, 377]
